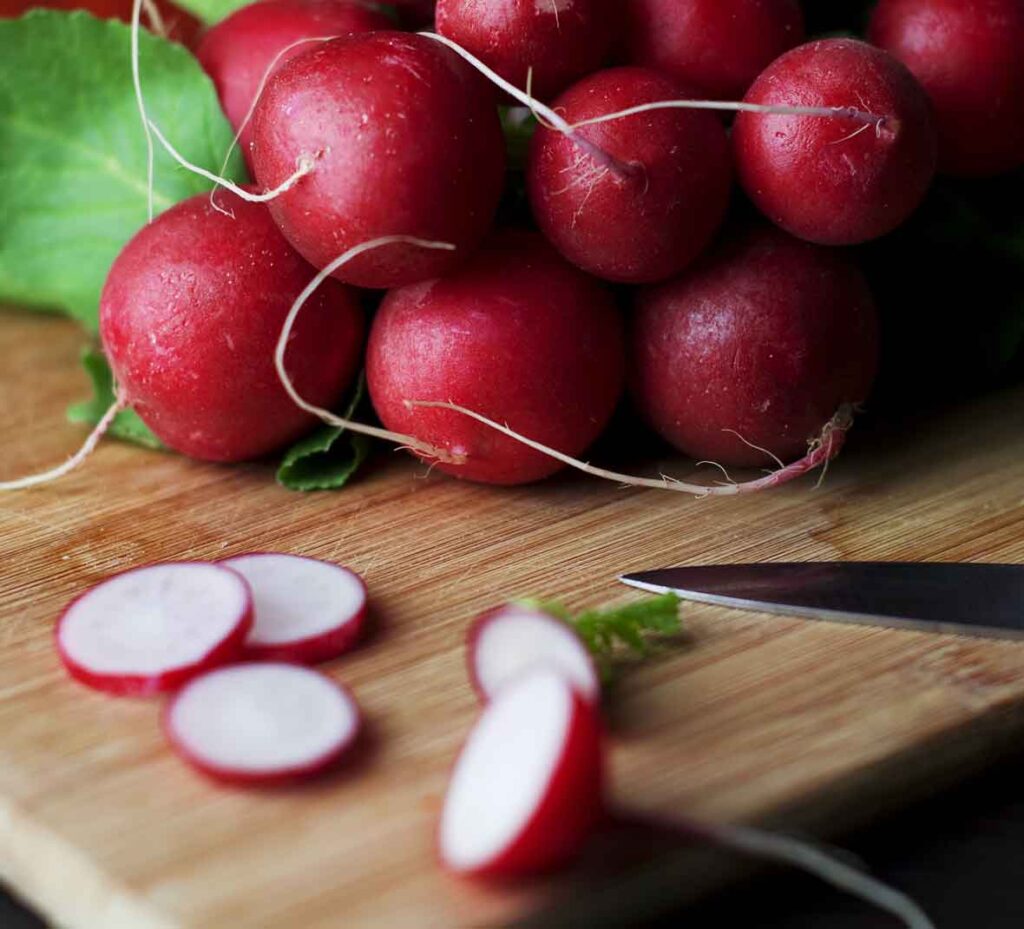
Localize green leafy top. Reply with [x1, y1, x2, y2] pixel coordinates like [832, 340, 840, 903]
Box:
[0, 10, 246, 331]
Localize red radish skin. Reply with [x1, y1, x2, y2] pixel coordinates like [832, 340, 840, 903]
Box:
[630, 225, 880, 467]
[732, 38, 937, 245]
[468, 606, 600, 704]
[0, 0, 200, 44]
[196, 0, 391, 163]
[164, 663, 361, 785]
[869, 0, 1024, 177]
[99, 190, 363, 462]
[366, 230, 625, 484]
[435, 0, 616, 101]
[619, 0, 804, 100]
[439, 670, 603, 876]
[56, 563, 253, 697]
[527, 67, 732, 284]
[250, 32, 506, 288]
[222, 553, 367, 665]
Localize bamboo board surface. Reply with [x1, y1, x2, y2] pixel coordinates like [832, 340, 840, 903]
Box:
[2, 311, 1024, 929]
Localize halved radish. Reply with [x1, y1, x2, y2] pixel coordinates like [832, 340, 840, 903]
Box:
[468, 606, 600, 704]
[164, 662, 361, 785]
[56, 563, 252, 696]
[439, 669, 604, 877]
[221, 553, 366, 664]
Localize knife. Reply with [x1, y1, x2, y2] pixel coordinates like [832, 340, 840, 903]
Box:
[619, 562, 1024, 641]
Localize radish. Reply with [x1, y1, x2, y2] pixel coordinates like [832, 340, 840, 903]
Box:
[250, 31, 506, 288]
[196, 0, 391, 164]
[630, 224, 880, 468]
[366, 229, 625, 485]
[164, 662, 361, 784]
[0, 0, 201, 45]
[439, 669, 604, 876]
[56, 563, 252, 697]
[869, 0, 1024, 177]
[619, 0, 804, 100]
[527, 66, 731, 283]
[222, 553, 366, 664]
[99, 189, 363, 462]
[468, 606, 600, 704]
[435, 0, 615, 101]
[732, 38, 937, 245]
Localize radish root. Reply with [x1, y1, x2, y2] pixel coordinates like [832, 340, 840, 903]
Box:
[0, 392, 127, 491]
[275, 236, 466, 466]
[404, 401, 853, 496]
[131, 0, 155, 221]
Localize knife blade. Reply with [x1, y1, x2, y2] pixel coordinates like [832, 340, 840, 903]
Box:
[619, 562, 1024, 640]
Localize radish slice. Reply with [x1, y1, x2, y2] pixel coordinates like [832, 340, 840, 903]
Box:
[164, 663, 361, 785]
[439, 669, 603, 877]
[56, 563, 253, 696]
[222, 553, 366, 664]
[468, 605, 600, 704]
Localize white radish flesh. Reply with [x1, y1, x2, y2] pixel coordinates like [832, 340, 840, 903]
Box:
[468, 606, 600, 703]
[439, 669, 603, 876]
[56, 563, 252, 696]
[222, 553, 366, 664]
[164, 662, 360, 784]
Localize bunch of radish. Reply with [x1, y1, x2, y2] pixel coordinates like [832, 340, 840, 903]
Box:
[6, 0, 1020, 497]
[57, 554, 368, 782]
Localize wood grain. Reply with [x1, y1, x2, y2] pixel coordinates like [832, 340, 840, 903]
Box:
[2, 312, 1023, 929]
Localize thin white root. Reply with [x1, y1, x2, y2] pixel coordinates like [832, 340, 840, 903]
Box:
[0, 394, 127, 491]
[140, 0, 167, 39]
[148, 121, 315, 203]
[131, 0, 155, 221]
[405, 400, 853, 496]
[275, 236, 465, 466]
[708, 821, 935, 929]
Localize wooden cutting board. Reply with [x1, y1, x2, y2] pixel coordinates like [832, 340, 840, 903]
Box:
[2, 311, 1024, 929]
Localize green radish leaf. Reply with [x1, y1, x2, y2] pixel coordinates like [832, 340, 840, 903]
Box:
[170, 0, 248, 23]
[0, 10, 246, 331]
[277, 375, 372, 491]
[67, 348, 163, 449]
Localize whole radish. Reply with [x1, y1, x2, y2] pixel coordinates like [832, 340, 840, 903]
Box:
[619, 0, 804, 100]
[630, 225, 880, 467]
[527, 67, 731, 284]
[196, 0, 391, 163]
[250, 32, 506, 289]
[869, 0, 1024, 177]
[366, 230, 624, 485]
[100, 190, 363, 462]
[732, 38, 937, 245]
[435, 0, 615, 101]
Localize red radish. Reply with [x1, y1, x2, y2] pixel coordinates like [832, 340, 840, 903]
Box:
[435, 0, 616, 101]
[56, 563, 252, 697]
[631, 225, 879, 467]
[527, 66, 731, 283]
[250, 32, 506, 289]
[0, 0, 200, 44]
[732, 38, 937, 245]
[99, 190, 363, 462]
[869, 0, 1024, 177]
[164, 663, 361, 784]
[195, 0, 390, 164]
[468, 606, 599, 704]
[222, 553, 366, 664]
[439, 669, 603, 876]
[619, 0, 804, 100]
[366, 230, 625, 484]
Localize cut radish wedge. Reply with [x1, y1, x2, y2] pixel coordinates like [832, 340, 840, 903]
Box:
[468, 605, 600, 704]
[56, 563, 253, 696]
[439, 669, 603, 877]
[222, 553, 366, 664]
[164, 663, 361, 785]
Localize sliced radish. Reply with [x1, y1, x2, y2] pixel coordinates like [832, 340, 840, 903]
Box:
[56, 562, 252, 696]
[439, 669, 604, 877]
[164, 663, 361, 785]
[468, 605, 600, 704]
[221, 553, 366, 664]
